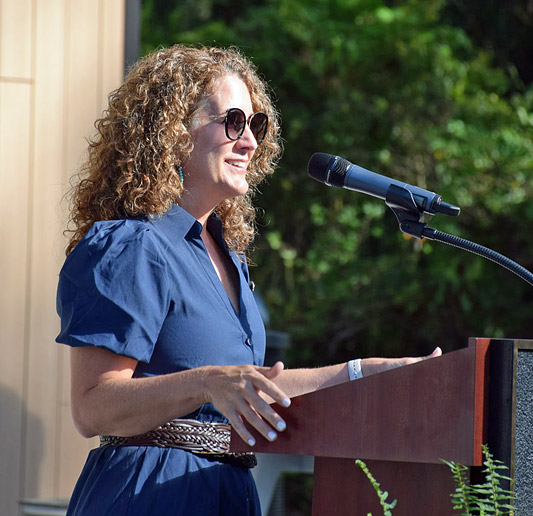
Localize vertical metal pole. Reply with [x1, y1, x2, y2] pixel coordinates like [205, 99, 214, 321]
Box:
[124, 0, 141, 74]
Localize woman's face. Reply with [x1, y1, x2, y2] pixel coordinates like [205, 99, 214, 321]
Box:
[181, 75, 259, 216]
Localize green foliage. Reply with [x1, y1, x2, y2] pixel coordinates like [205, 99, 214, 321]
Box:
[442, 444, 515, 515]
[142, 0, 533, 364]
[354, 446, 514, 515]
[445, 459, 476, 515]
[355, 459, 397, 516]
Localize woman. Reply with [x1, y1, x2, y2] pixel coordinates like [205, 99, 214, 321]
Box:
[57, 45, 441, 515]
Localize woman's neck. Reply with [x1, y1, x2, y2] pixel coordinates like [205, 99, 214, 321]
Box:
[179, 194, 215, 229]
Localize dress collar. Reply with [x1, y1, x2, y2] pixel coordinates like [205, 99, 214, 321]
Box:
[151, 205, 226, 247]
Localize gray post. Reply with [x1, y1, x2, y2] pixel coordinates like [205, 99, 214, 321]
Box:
[124, 0, 141, 74]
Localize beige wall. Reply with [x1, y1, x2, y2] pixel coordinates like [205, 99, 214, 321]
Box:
[0, 1, 125, 514]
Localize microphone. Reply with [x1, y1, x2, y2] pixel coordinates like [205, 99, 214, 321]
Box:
[308, 152, 460, 217]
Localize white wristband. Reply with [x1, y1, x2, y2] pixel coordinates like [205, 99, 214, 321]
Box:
[347, 359, 363, 381]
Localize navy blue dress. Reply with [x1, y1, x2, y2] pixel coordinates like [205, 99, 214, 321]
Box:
[56, 205, 266, 515]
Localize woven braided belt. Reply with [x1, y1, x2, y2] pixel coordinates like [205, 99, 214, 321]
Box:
[99, 419, 256, 469]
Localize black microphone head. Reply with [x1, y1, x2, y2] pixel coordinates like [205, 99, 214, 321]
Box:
[308, 153, 348, 188]
[307, 153, 334, 183]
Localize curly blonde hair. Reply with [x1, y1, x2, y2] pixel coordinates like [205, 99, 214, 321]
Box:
[65, 45, 282, 255]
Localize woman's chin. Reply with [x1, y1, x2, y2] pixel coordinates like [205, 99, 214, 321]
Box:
[226, 180, 249, 198]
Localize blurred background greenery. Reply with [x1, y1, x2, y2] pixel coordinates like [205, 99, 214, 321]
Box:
[141, 0, 533, 365]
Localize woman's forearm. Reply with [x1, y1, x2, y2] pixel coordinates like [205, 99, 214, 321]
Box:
[271, 363, 349, 399]
[72, 363, 211, 438]
[268, 347, 443, 400]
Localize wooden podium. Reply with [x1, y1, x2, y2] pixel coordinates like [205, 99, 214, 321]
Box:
[231, 338, 532, 515]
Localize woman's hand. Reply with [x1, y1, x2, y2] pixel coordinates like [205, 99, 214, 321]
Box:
[201, 361, 291, 447]
[361, 346, 442, 377]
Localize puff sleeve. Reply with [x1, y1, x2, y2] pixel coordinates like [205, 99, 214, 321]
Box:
[56, 220, 169, 363]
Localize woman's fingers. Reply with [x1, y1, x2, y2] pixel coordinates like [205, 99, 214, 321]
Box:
[260, 360, 285, 380]
[236, 398, 283, 442]
[232, 371, 289, 440]
[411, 346, 443, 364]
[252, 365, 291, 408]
[203, 364, 290, 445]
[227, 412, 257, 447]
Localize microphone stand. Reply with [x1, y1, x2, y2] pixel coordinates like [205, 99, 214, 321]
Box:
[385, 184, 533, 287]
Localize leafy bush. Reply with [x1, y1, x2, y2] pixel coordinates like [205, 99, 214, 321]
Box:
[356, 445, 515, 515]
[443, 444, 515, 515]
[142, 0, 533, 364]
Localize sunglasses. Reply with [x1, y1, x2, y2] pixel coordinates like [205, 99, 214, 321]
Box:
[211, 108, 269, 144]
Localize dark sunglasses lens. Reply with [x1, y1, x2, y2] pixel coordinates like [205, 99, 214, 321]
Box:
[226, 109, 246, 140]
[250, 113, 268, 143]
